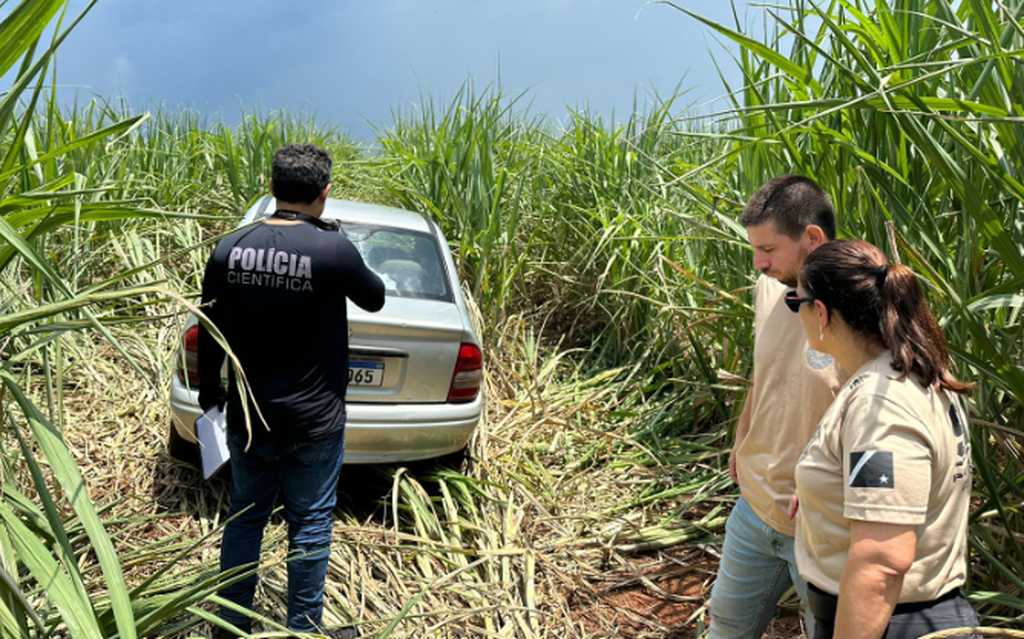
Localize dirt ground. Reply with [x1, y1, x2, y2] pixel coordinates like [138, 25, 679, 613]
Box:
[564, 546, 804, 638]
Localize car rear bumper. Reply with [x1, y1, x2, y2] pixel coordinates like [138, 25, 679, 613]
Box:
[169, 378, 481, 463]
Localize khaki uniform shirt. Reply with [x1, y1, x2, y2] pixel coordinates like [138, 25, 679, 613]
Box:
[736, 275, 845, 536]
[795, 354, 972, 601]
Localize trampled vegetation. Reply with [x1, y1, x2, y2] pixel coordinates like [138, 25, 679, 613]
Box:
[0, 0, 1022, 637]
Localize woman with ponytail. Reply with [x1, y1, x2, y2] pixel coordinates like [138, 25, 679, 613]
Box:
[787, 239, 978, 639]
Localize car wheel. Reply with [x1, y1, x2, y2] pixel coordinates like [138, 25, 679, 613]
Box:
[167, 422, 200, 465]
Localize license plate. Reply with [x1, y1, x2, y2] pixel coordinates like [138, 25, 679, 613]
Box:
[348, 360, 384, 387]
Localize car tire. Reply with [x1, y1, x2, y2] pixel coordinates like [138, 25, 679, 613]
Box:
[167, 422, 200, 465]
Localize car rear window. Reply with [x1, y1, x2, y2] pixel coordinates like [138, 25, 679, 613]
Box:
[339, 223, 453, 302]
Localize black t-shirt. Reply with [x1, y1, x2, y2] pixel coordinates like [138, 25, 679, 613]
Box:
[197, 215, 385, 444]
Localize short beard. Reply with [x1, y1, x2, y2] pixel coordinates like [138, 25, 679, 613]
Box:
[760, 268, 798, 287]
[777, 273, 798, 288]
[766, 246, 810, 288]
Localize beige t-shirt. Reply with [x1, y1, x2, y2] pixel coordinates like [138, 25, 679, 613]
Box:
[795, 354, 972, 601]
[736, 275, 845, 536]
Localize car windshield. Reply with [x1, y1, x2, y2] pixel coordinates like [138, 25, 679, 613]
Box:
[339, 222, 452, 302]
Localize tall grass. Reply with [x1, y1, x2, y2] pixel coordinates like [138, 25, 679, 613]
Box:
[365, 1, 1024, 628]
[0, 1, 364, 634]
[375, 0, 1024, 624]
[656, 0, 1024, 619]
[7, 83, 754, 632]
[373, 85, 751, 430]
[0, 0, 248, 636]
[3, 0, 1023, 635]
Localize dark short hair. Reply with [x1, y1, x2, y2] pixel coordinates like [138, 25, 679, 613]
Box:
[271, 143, 332, 204]
[740, 175, 836, 241]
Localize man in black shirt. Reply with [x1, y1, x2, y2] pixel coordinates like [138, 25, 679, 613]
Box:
[198, 143, 384, 638]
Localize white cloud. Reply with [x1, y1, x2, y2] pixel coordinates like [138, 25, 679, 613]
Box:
[108, 55, 134, 90]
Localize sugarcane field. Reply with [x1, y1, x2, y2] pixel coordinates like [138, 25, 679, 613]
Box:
[1, 1, 1023, 638]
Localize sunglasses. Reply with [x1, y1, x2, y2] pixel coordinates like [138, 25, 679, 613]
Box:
[784, 290, 816, 313]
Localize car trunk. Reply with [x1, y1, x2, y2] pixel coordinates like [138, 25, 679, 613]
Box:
[345, 297, 467, 403]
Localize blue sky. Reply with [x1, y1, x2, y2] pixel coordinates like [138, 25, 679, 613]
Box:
[48, 0, 756, 141]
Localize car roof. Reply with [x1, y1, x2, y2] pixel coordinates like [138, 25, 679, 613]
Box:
[252, 197, 434, 234]
[325, 199, 434, 233]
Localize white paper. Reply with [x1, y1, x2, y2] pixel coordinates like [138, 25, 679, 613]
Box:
[196, 406, 229, 480]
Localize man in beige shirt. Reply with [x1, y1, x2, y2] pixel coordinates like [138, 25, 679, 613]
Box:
[708, 175, 844, 639]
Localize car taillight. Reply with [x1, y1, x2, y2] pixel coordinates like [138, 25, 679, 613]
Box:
[177, 324, 201, 387]
[447, 343, 482, 403]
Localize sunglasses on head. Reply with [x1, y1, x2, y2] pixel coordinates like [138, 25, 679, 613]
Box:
[784, 290, 816, 313]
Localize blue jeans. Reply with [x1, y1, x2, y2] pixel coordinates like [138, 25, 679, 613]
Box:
[219, 428, 345, 633]
[709, 496, 813, 639]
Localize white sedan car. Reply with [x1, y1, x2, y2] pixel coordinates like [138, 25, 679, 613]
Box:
[169, 197, 483, 463]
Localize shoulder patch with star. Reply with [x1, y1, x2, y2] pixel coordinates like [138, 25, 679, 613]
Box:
[849, 451, 894, 488]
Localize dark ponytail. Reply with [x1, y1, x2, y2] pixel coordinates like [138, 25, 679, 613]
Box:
[801, 240, 972, 394]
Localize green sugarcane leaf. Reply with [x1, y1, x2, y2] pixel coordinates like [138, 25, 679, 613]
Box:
[0, 113, 149, 186]
[968, 294, 1024, 313]
[0, 559, 41, 634]
[0, 375, 138, 639]
[0, 600, 32, 639]
[0, 1, 98, 135]
[8, 415, 92, 611]
[0, 285, 164, 334]
[0, 212, 70, 286]
[0, 503, 103, 639]
[0, 0, 64, 78]
[658, 3, 823, 97]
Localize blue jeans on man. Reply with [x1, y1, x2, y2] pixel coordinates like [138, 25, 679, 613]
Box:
[219, 428, 345, 633]
[709, 496, 814, 639]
